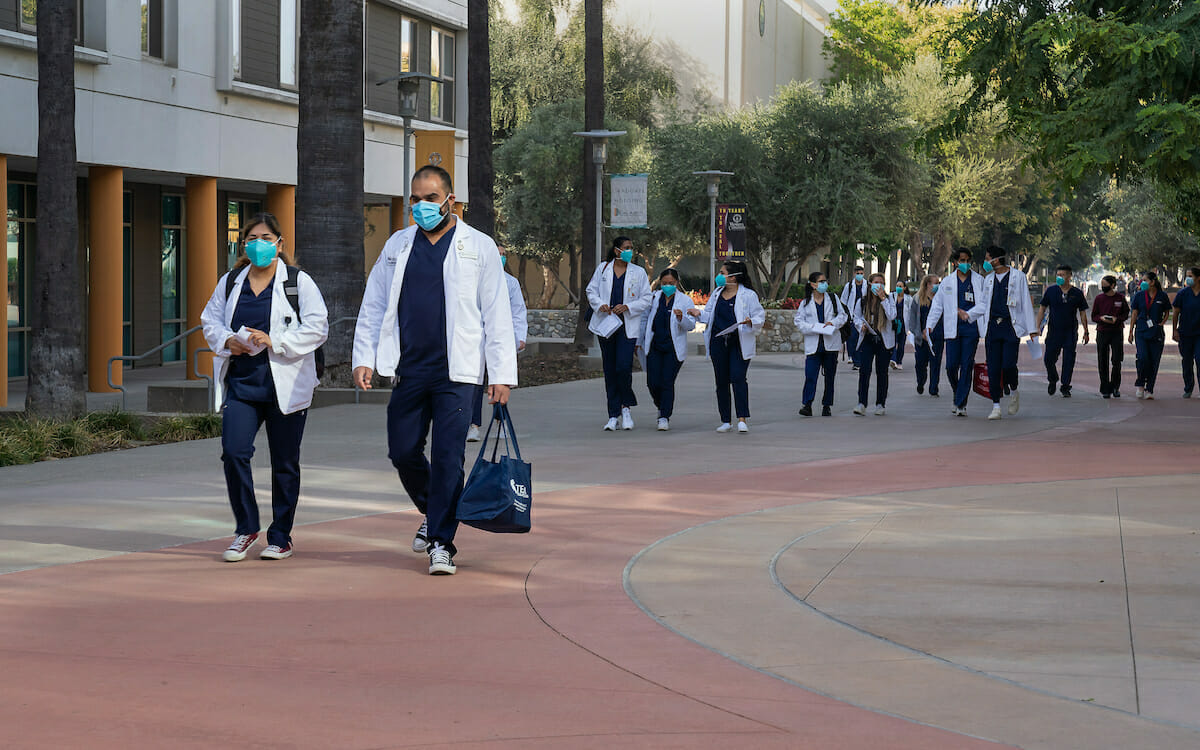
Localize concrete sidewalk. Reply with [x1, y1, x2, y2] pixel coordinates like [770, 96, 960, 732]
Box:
[1, 346, 1197, 748]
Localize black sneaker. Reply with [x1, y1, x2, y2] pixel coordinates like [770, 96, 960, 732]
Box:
[1102, 392, 1111, 399]
[1185, 390, 1193, 399]
[428, 543, 456, 575]
[1060, 385, 1072, 398]
[821, 406, 832, 417]
[1113, 390, 1122, 398]
[917, 385, 925, 395]
[1047, 382, 1057, 395]
[798, 403, 813, 417]
[412, 519, 429, 553]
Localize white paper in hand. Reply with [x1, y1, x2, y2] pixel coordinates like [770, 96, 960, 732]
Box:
[714, 322, 742, 338]
[1026, 338, 1044, 360]
[234, 326, 267, 356]
[588, 311, 622, 338]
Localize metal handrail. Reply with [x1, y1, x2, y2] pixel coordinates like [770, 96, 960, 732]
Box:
[106, 325, 203, 411]
[193, 347, 214, 412]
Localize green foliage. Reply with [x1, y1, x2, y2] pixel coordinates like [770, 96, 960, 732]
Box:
[148, 414, 222, 442]
[0, 410, 221, 466]
[823, 0, 972, 84]
[1102, 179, 1199, 280]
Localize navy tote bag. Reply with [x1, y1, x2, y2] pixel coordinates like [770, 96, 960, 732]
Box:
[457, 404, 532, 533]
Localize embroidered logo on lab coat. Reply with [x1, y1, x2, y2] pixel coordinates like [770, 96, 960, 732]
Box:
[456, 239, 477, 260]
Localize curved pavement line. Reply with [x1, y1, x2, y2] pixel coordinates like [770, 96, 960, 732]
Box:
[623, 479, 1200, 750]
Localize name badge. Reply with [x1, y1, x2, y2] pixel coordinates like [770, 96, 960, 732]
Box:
[1114, 301, 1122, 308]
[456, 239, 477, 260]
[386, 256, 397, 266]
[965, 292, 974, 302]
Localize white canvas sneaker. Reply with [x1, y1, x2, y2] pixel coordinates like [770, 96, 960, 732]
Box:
[988, 405, 1003, 420]
[873, 405, 886, 416]
[656, 418, 669, 431]
[603, 418, 619, 431]
[1007, 390, 1021, 415]
[428, 543, 456, 575]
[716, 422, 733, 433]
[466, 424, 482, 443]
[621, 407, 634, 430]
[411, 519, 429, 553]
[852, 404, 867, 416]
[737, 420, 749, 433]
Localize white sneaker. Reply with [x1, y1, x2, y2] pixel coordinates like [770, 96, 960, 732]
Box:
[656, 418, 669, 431]
[1007, 390, 1020, 415]
[737, 420, 749, 433]
[956, 407, 968, 418]
[428, 543, 456, 575]
[1145, 391, 1155, 400]
[259, 543, 293, 560]
[222, 533, 258, 562]
[889, 361, 901, 370]
[988, 405, 1002, 420]
[603, 418, 619, 431]
[716, 422, 733, 433]
[951, 407, 962, 417]
[411, 519, 429, 553]
[852, 404, 867, 416]
[1136, 387, 1146, 399]
[621, 407, 634, 430]
[874, 405, 886, 416]
[466, 424, 482, 443]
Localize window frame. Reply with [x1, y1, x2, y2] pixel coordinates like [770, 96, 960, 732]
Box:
[18, 0, 86, 45]
[140, 0, 164, 60]
[160, 193, 186, 362]
[429, 25, 455, 125]
[279, 0, 299, 90]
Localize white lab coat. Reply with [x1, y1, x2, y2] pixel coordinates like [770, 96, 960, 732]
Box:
[352, 222, 518, 386]
[840, 278, 869, 310]
[979, 268, 1038, 338]
[505, 273, 529, 347]
[201, 263, 329, 415]
[585, 261, 653, 340]
[698, 286, 766, 359]
[926, 271, 986, 339]
[792, 293, 848, 355]
[638, 290, 697, 363]
[852, 293, 899, 350]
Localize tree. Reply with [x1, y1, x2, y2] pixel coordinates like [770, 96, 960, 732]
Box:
[1103, 179, 1198, 283]
[575, 0, 603, 347]
[26, 0, 85, 418]
[823, 0, 972, 84]
[467, 0, 496, 237]
[297, 0, 364, 382]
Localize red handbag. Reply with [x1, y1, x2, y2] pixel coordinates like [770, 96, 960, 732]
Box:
[972, 362, 1000, 399]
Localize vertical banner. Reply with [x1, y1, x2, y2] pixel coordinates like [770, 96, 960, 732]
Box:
[716, 204, 747, 262]
[610, 174, 649, 229]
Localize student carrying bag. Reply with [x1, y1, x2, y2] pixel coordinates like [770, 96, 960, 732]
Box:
[457, 404, 532, 533]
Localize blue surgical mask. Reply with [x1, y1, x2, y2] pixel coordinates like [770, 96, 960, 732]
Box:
[816, 281, 829, 294]
[619, 249, 633, 263]
[1055, 276, 1065, 286]
[983, 261, 994, 273]
[661, 284, 676, 297]
[957, 262, 971, 274]
[896, 285, 904, 293]
[1140, 281, 1150, 292]
[410, 198, 449, 231]
[855, 273, 864, 283]
[1188, 276, 1196, 287]
[932, 283, 940, 293]
[245, 238, 278, 268]
[500, 255, 507, 267]
[714, 273, 727, 288]
[871, 282, 882, 293]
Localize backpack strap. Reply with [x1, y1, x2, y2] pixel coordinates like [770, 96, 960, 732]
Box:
[224, 270, 238, 301]
[282, 265, 302, 322]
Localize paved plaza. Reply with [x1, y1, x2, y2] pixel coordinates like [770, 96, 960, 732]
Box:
[1, 341, 1198, 749]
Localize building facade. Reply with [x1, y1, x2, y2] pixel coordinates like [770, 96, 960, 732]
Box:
[2, 0, 468, 404]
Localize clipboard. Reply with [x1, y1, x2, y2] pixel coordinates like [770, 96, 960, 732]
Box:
[713, 322, 742, 338]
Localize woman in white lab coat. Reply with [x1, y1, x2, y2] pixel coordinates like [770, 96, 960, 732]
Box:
[794, 271, 848, 417]
[585, 236, 653, 431]
[638, 268, 696, 431]
[688, 260, 766, 433]
[201, 212, 328, 563]
[851, 272, 898, 416]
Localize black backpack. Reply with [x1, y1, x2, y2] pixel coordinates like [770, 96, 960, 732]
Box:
[225, 266, 325, 378]
[825, 293, 855, 340]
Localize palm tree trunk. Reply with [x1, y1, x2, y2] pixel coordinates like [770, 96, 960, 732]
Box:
[574, 0, 603, 349]
[27, 0, 85, 419]
[297, 0, 365, 382]
[467, 0, 495, 238]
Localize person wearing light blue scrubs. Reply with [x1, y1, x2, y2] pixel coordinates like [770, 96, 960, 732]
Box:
[1172, 267, 1200, 398]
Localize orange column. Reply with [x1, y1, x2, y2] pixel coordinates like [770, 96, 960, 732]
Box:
[0, 154, 7, 407]
[266, 184, 296, 259]
[87, 166, 124, 392]
[185, 176, 218, 381]
[390, 196, 408, 233]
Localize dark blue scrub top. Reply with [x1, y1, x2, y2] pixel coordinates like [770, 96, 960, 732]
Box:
[227, 279, 276, 403]
[1131, 289, 1171, 335]
[956, 279, 977, 339]
[712, 293, 737, 336]
[815, 297, 827, 353]
[1040, 285, 1088, 338]
[990, 272, 1011, 322]
[651, 293, 673, 352]
[1173, 288, 1200, 337]
[398, 227, 455, 380]
[609, 269, 626, 309]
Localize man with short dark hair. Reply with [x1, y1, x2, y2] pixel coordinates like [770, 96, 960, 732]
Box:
[926, 248, 984, 416]
[839, 265, 868, 368]
[1091, 274, 1128, 398]
[1037, 264, 1090, 397]
[979, 246, 1039, 420]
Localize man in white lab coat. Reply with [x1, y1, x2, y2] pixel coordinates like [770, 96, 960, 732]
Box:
[353, 165, 517, 575]
[979, 245, 1039, 420]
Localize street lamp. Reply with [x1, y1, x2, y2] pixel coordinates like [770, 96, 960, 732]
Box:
[693, 170, 733, 288]
[573, 129, 627, 266]
[376, 72, 441, 226]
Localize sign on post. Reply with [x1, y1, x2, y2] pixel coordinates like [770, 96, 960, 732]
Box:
[610, 174, 649, 229]
[716, 204, 747, 261]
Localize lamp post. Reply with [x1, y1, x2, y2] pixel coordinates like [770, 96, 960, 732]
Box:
[376, 72, 441, 226]
[693, 170, 733, 288]
[573, 129, 627, 267]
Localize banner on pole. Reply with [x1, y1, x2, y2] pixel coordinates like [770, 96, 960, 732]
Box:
[610, 174, 649, 228]
[716, 204, 747, 261]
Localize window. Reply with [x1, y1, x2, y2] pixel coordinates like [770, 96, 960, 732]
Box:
[122, 191, 133, 358]
[279, 0, 298, 88]
[401, 17, 413, 72]
[231, 0, 242, 78]
[161, 195, 185, 361]
[7, 183, 34, 378]
[430, 26, 454, 124]
[141, 0, 163, 59]
[18, 1, 85, 44]
[226, 199, 261, 272]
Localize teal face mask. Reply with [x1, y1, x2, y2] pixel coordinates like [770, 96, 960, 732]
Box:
[714, 273, 727, 288]
[932, 283, 941, 293]
[1188, 276, 1196, 287]
[855, 273, 864, 282]
[661, 284, 676, 297]
[983, 261, 994, 273]
[1140, 281, 1150, 291]
[896, 285, 904, 293]
[870, 282, 882, 293]
[619, 249, 633, 263]
[957, 262, 971, 274]
[500, 255, 507, 267]
[1056, 276, 1065, 286]
[245, 238, 278, 268]
[816, 281, 829, 294]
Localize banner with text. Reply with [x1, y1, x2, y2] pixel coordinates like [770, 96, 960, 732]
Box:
[716, 204, 747, 262]
[610, 174, 649, 229]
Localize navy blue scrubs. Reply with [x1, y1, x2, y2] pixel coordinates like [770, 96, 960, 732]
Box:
[844, 281, 865, 366]
[802, 297, 838, 407]
[1041, 285, 1088, 389]
[892, 295, 907, 364]
[221, 274, 308, 549]
[645, 293, 682, 419]
[386, 227, 472, 555]
[1131, 288, 1170, 394]
[944, 277, 979, 409]
[710, 293, 749, 422]
[985, 273, 1020, 403]
[598, 268, 637, 418]
[856, 299, 892, 407]
[1173, 287, 1200, 394]
[914, 301, 943, 396]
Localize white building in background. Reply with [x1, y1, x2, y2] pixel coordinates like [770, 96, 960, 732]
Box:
[609, 0, 832, 111]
